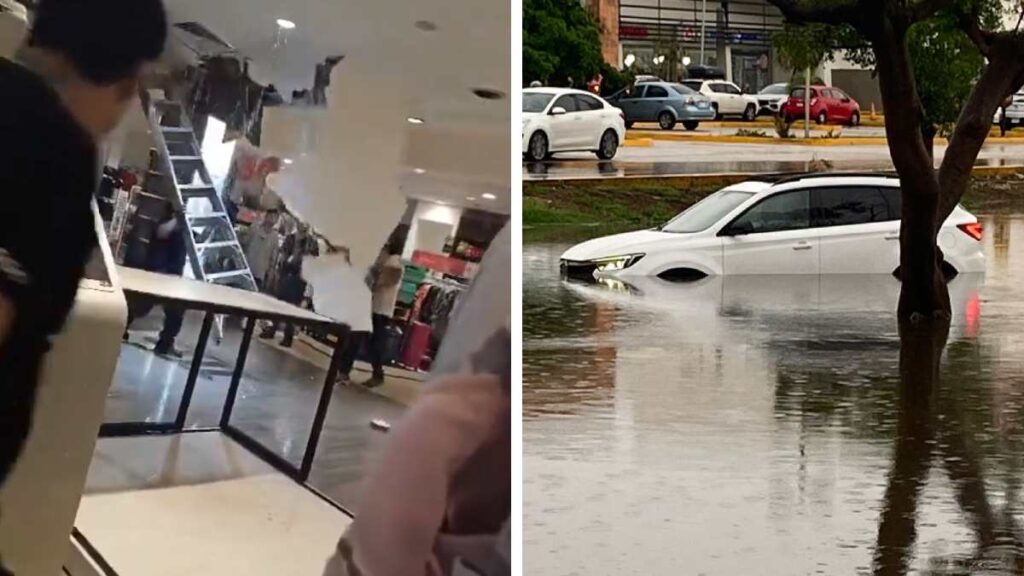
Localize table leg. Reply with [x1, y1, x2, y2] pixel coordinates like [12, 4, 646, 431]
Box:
[220, 316, 256, 428]
[174, 312, 214, 431]
[299, 325, 349, 480]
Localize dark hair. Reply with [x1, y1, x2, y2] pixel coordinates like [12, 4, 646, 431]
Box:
[30, 0, 168, 85]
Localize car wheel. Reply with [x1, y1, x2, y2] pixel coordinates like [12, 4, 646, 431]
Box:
[625, 120, 634, 129]
[596, 130, 619, 160]
[742, 104, 756, 121]
[658, 112, 676, 130]
[683, 121, 699, 131]
[816, 111, 828, 125]
[526, 131, 548, 162]
[849, 111, 860, 127]
[712, 103, 721, 120]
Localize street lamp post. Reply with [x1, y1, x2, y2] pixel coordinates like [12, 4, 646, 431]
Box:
[699, 0, 707, 65]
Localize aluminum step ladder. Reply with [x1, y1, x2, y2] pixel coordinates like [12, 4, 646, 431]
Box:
[144, 94, 257, 342]
[145, 96, 257, 293]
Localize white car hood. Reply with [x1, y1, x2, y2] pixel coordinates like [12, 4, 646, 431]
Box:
[561, 229, 674, 261]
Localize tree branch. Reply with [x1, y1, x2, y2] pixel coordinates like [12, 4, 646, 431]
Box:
[908, 0, 956, 23]
[766, 0, 863, 27]
[955, 11, 994, 57]
[937, 33, 1024, 221]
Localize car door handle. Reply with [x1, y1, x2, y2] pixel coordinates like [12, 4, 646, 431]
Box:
[792, 242, 813, 250]
[884, 234, 900, 241]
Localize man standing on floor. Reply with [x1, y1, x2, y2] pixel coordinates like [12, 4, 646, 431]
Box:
[0, 0, 166, 559]
[337, 242, 404, 388]
[123, 201, 187, 357]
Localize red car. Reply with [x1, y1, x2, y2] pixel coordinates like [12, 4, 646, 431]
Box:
[781, 85, 861, 126]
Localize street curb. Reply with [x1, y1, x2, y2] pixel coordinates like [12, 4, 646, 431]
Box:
[627, 131, 1024, 147]
[622, 138, 653, 147]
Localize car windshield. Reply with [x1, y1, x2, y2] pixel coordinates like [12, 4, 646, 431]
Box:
[524, 92, 556, 113]
[660, 190, 756, 233]
[760, 84, 788, 95]
[670, 84, 698, 96]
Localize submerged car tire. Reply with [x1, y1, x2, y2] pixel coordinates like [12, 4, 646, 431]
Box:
[596, 130, 619, 160]
[658, 112, 676, 130]
[742, 104, 756, 122]
[849, 111, 861, 127]
[683, 121, 699, 131]
[526, 131, 548, 162]
[816, 110, 828, 125]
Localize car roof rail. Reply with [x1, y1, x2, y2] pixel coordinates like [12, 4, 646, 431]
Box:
[769, 170, 899, 186]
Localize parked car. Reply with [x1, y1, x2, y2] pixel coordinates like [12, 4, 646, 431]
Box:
[680, 79, 759, 121]
[560, 173, 984, 280]
[634, 74, 663, 84]
[994, 90, 1024, 131]
[607, 81, 716, 130]
[756, 82, 789, 116]
[522, 88, 626, 162]
[781, 85, 861, 126]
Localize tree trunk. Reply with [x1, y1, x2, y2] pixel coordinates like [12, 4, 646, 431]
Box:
[920, 124, 936, 164]
[897, 185, 950, 319]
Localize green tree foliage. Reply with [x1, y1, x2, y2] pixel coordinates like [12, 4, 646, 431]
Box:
[523, 0, 604, 87]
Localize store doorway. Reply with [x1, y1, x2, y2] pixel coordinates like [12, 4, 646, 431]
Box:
[732, 51, 770, 94]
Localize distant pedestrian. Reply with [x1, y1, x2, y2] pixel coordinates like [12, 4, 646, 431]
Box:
[587, 73, 603, 95]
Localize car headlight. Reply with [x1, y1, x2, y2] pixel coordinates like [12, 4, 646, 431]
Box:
[593, 254, 645, 272]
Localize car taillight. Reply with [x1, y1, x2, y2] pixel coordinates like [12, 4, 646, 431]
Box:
[958, 222, 983, 241]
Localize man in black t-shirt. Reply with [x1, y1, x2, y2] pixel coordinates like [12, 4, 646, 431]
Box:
[0, 0, 166, 522]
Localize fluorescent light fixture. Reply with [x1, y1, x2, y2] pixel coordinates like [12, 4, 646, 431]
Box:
[283, 158, 294, 165]
[276, 18, 296, 29]
[407, 117, 425, 124]
[413, 168, 426, 174]
[481, 193, 497, 200]
[467, 196, 477, 201]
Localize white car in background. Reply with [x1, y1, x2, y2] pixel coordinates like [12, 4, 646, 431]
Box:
[681, 79, 759, 121]
[756, 82, 790, 116]
[561, 174, 985, 281]
[523, 88, 626, 161]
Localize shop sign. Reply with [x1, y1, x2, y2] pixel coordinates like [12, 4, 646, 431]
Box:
[411, 250, 469, 278]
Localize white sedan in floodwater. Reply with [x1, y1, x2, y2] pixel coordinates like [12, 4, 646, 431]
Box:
[560, 174, 986, 281]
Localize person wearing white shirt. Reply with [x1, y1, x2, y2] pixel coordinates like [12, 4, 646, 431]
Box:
[337, 242, 403, 387]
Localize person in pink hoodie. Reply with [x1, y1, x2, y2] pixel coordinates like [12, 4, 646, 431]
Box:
[324, 225, 511, 576]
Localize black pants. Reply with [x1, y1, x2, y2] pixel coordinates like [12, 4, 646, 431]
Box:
[338, 313, 389, 379]
[126, 296, 184, 349]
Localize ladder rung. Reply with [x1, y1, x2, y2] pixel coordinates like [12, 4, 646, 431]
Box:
[188, 212, 229, 222]
[161, 127, 192, 133]
[154, 100, 181, 109]
[179, 183, 214, 191]
[205, 270, 250, 281]
[169, 155, 202, 162]
[196, 240, 239, 250]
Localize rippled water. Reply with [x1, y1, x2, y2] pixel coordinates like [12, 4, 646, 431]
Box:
[524, 215, 1024, 575]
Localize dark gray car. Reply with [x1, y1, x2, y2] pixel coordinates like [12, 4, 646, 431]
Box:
[608, 82, 716, 131]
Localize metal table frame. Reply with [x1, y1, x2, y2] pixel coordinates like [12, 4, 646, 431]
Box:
[99, 280, 350, 485]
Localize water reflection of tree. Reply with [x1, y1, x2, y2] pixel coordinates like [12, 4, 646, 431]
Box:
[772, 319, 1024, 574]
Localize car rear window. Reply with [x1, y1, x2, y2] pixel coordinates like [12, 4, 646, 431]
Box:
[670, 84, 698, 96]
[682, 80, 703, 91]
[790, 88, 818, 99]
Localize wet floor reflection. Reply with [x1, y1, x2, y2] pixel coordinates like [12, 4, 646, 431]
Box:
[524, 215, 1024, 574]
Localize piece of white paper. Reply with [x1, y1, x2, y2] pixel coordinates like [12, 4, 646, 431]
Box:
[301, 254, 372, 332]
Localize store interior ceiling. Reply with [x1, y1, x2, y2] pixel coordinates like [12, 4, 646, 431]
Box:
[162, 0, 510, 214]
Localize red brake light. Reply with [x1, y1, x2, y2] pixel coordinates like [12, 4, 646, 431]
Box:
[958, 222, 983, 241]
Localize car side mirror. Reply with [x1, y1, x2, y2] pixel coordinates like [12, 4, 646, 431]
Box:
[724, 221, 755, 236]
[550, 106, 567, 116]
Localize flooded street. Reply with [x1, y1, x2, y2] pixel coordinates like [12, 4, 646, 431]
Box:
[524, 215, 1024, 575]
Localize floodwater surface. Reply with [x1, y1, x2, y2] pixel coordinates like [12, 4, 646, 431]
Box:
[524, 215, 1024, 575]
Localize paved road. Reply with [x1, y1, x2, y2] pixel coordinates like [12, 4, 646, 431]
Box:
[524, 138, 1024, 180]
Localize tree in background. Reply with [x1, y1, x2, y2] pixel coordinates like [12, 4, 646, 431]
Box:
[767, 0, 1013, 321]
[523, 0, 604, 88]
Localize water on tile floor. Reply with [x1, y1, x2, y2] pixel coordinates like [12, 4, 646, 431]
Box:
[524, 215, 1024, 575]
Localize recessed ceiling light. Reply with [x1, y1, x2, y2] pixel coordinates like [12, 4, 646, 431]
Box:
[276, 18, 296, 29]
[407, 117, 425, 125]
[413, 168, 426, 174]
[472, 88, 506, 100]
[482, 193, 497, 200]
[283, 158, 294, 165]
[414, 20, 438, 32]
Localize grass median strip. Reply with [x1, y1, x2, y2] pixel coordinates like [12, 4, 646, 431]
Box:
[524, 172, 1024, 228]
